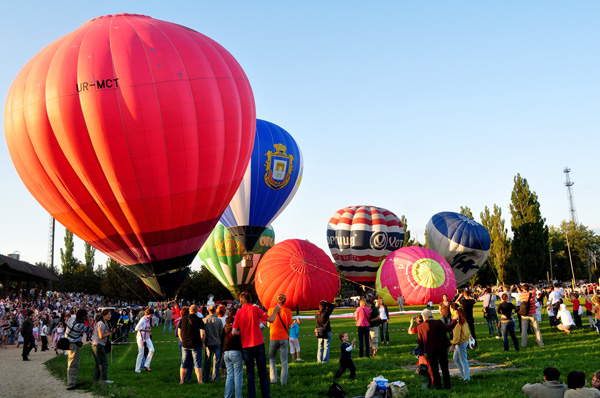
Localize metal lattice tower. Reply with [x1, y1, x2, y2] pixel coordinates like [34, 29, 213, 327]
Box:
[563, 167, 578, 224]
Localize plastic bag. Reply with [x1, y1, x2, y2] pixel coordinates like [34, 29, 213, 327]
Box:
[386, 381, 409, 398]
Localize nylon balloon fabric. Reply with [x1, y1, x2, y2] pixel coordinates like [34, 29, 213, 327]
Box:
[327, 205, 404, 283]
[426, 212, 491, 287]
[199, 223, 275, 299]
[4, 14, 256, 297]
[220, 119, 303, 252]
[379, 247, 456, 306]
[255, 239, 340, 311]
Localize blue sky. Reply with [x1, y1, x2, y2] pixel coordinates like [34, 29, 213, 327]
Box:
[1, 2, 599, 271]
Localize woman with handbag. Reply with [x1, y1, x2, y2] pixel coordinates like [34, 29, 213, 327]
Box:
[449, 308, 470, 382]
[92, 309, 116, 384]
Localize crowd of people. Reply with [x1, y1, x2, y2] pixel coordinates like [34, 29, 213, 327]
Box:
[3, 280, 600, 397]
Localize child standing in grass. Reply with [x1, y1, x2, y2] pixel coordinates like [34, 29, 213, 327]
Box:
[333, 333, 356, 380]
[289, 318, 303, 362]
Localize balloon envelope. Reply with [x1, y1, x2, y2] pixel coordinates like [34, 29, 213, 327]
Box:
[199, 223, 275, 299]
[327, 205, 404, 283]
[255, 239, 339, 310]
[220, 119, 303, 251]
[426, 212, 491, 287]
[4, 14, 256, 297]
[379, 246, 456, 305]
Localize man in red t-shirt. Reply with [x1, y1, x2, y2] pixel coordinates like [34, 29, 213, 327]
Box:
[570, 293, 583, 327]
[517, 283, 544, 347]
[232, 292, 280, 398]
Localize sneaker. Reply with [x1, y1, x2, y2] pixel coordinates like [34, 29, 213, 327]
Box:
[296, 358, 304, 362]
[106, 380, 114, 384]
[495, 336, 500, 339]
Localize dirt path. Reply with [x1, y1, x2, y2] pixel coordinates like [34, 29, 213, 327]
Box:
[0, 343, 94, 398]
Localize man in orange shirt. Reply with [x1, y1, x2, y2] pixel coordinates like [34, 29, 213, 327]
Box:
[232, 292, 280, 398]
[267, 294, 293, 385]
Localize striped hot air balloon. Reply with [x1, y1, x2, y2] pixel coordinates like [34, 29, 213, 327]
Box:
[426, 212, 491, 287]
[379, 246, 456, 305]
[326, 205, 404, 284]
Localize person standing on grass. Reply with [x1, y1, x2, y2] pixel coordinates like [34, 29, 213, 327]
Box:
[416, 309, 456, 390]
[92, 309, 116, 384]
[178, 304, 205, 384]
[223, 314, 243, 398]
[65, 310, 91, 390]
[368, 299, 380, 357]
[449, 308, 470, 382]
[570, 293, 583, 328]
[455, 289, 477, 348]
[135, 308, 155, 373]
[315, 300, 335, 363]
[203, 304, 224, 382]
[289, 318, 302, 362]
[333, 333, 356, 380]
[517, 283, 544, 347]
[267, 294, 293, 386]
[232, 291, 281, 398]
[354, 299, 371, 358]
[377, 299, 390, 345]
[522, 366, 567, 398]
[478, 287, 500, 338]
[163, 306, 173, 334]
[497, 293, 520, 352]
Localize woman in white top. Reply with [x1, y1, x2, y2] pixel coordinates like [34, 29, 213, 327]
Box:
[135, 308, 155, 373]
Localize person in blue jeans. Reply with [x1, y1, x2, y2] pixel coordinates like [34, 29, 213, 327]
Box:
[232, 291, 281, 398]
[497, 293, 520, 351]
[449, 308, 470, 381]
[223, 315, 243, 398]
[178, 305, 205, 384]
[315, 300, 335, 363]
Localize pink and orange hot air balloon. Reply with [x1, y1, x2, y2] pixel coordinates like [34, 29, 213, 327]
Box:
[378, 247, 456, 305]
[4, 14, 256, 297]
[255, 239, 340, 310]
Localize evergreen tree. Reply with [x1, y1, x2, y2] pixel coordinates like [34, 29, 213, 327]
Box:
[84, 242, 96, 269]
[509, 174, 549, 283]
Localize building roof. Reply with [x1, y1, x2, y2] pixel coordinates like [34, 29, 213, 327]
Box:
[0, 254, 59, 281]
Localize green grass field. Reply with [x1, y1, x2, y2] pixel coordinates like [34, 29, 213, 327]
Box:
[45, 304, 600, 397]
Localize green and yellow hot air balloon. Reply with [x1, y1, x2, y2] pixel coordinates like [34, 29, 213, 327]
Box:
[199, 223, 275, 299]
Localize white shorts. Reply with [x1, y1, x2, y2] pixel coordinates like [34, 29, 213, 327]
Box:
[289, 338, 300, 354]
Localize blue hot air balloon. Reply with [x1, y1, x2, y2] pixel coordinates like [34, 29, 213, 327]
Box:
[220, 119, 303, 252]
[426, 211, 491, 287]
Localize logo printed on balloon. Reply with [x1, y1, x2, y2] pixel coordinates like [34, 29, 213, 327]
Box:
[370, 232, 388, 250]
[264, 143, 294, 190]
[76, 78, 120, 92]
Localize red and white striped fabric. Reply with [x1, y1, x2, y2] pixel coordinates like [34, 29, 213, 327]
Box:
[327, 205, 404, 283]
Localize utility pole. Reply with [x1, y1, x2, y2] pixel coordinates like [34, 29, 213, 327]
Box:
[566, 231, 576, 288]
[47, 216, 55, 290]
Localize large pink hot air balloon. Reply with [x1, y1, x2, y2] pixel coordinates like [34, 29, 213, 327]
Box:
[255, 239, 340, 310]
[378, 247, 456, 305]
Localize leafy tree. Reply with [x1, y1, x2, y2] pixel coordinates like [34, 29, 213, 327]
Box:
[509, 174, 549, 283]
[548, 221, 600, 282]
[101, 258, 153, 303]
[178, 267, 234, 302]
[479, 205, 511, 284]
[460, 206, 474, 219]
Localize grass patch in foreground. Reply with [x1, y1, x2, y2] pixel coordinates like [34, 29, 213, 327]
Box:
[45, 305, 600, 397]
